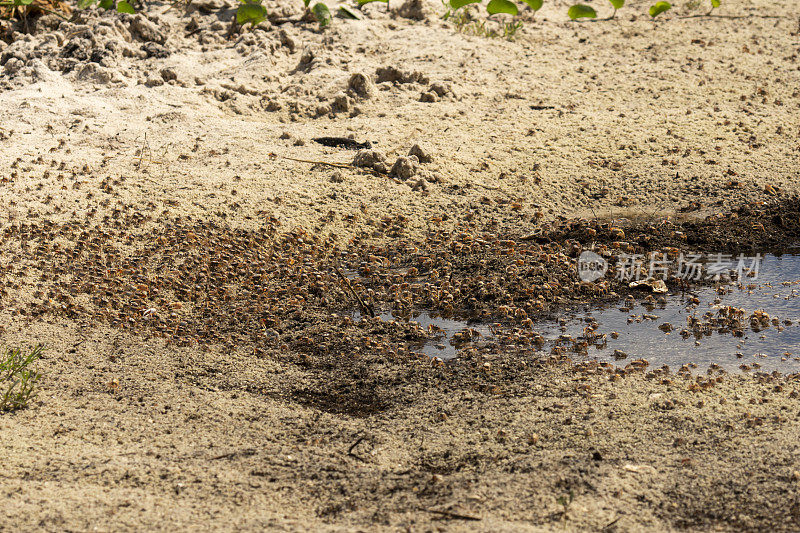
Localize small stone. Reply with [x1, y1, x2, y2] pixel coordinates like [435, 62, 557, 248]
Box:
[429, 82, 451, 97]
[391, 155, 419, 180]
[279, 131, 292, 139]
[331, 93, 350, 113]
[297, 46, 315, 70]
[376, 66, 428, 85]
[347, 72, 375, 99]
[278, 29, 296, 52]
[3, 57, 24, 74]
[130, 14, 167, 44]
[160, 67, 178, 82]
[420, 91, 438, 103]
[408, 143, 432, 163]
[396, 0, 430, 20]
[144, 76, 164, 87]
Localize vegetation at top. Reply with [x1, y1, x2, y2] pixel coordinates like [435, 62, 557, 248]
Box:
[0, 0, 725, 38]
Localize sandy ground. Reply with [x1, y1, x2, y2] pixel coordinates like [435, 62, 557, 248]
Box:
[1, 0, 800, 530]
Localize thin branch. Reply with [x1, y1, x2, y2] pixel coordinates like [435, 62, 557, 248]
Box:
[334, 265, 375, 318]
[420, 507, 481, 521]
[678, 13, 785, 19]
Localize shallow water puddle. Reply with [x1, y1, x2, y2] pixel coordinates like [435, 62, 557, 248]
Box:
[544, 253, 800, 373]
[353, 254, 800, 372]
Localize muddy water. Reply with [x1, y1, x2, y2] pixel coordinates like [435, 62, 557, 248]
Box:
[547, 252, 800, 373]
[355, 254, 800, 372]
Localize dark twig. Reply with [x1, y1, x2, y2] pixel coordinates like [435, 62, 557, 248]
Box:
[420, 507, 481, 521]
[348, 435, 367, 462]
[334, 265, 375, 318]
[211, 448, 257, 460]
[678, 13, 785, 19]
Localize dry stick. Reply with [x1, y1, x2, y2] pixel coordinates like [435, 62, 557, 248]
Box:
[420, 507, 481, 521]
[334, 265, 375, 318]
[678, 13, 785, 19]
[347, 436, 368, 462]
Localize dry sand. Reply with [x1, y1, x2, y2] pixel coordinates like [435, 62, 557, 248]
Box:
[1, 0, 800, 530]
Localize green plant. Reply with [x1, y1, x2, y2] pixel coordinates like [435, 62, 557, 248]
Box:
[556, 490, 574, 526]
[78, 0, 134, 12]
[523, 0, 542, 18]
[649, 0, 671, 17]
[339, 4, 361, 18]
[567, 3, 595, 20]
[236, 0, 267, 26]
[707, 0, 719, 14]
[311, 1, 331, 26]
[567, 0, 623, 21]
[1, 346, 43, 412]
[443, 0, 536, 40]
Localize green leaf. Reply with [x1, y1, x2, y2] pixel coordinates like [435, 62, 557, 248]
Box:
[357, 0, 387, 5]
[338, 5, 361, 18]
[521, 0, 542, 10]
[608, 0, 624, 9]
[648, 0, 670, 17]
[77, 0, 98, 8]
[710, 0, 719, 7]
[449, 0, 479, 9]
[236, 2, 268, 25]
[99, 0, 114, 9]
[116, 0, 135, 13]
[487, 0, 518, 15]
[312, 2, 332, 26]
[567, 4, 596, 19]
[15, 0, 34, 5]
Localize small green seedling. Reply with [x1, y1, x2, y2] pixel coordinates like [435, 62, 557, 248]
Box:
[567, 4, 596, 20]
[358, 0, 388, 5]
[236, 0, 267, 26]
[707, 0, 719, 14]
[444, 0, 526, 39]
[0, 346, 43, 412]
[521, 0, 542, 17]
[648, 0, 670, 17]
[556, 490, 574, 526]
[78, 0, 135, 13]
[487, 0, 517, 16]
[311, 2, 331, 26]
[339, 4, 361, 18]
[448, 0, 479, 9]
[608, 0, 623, 18]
